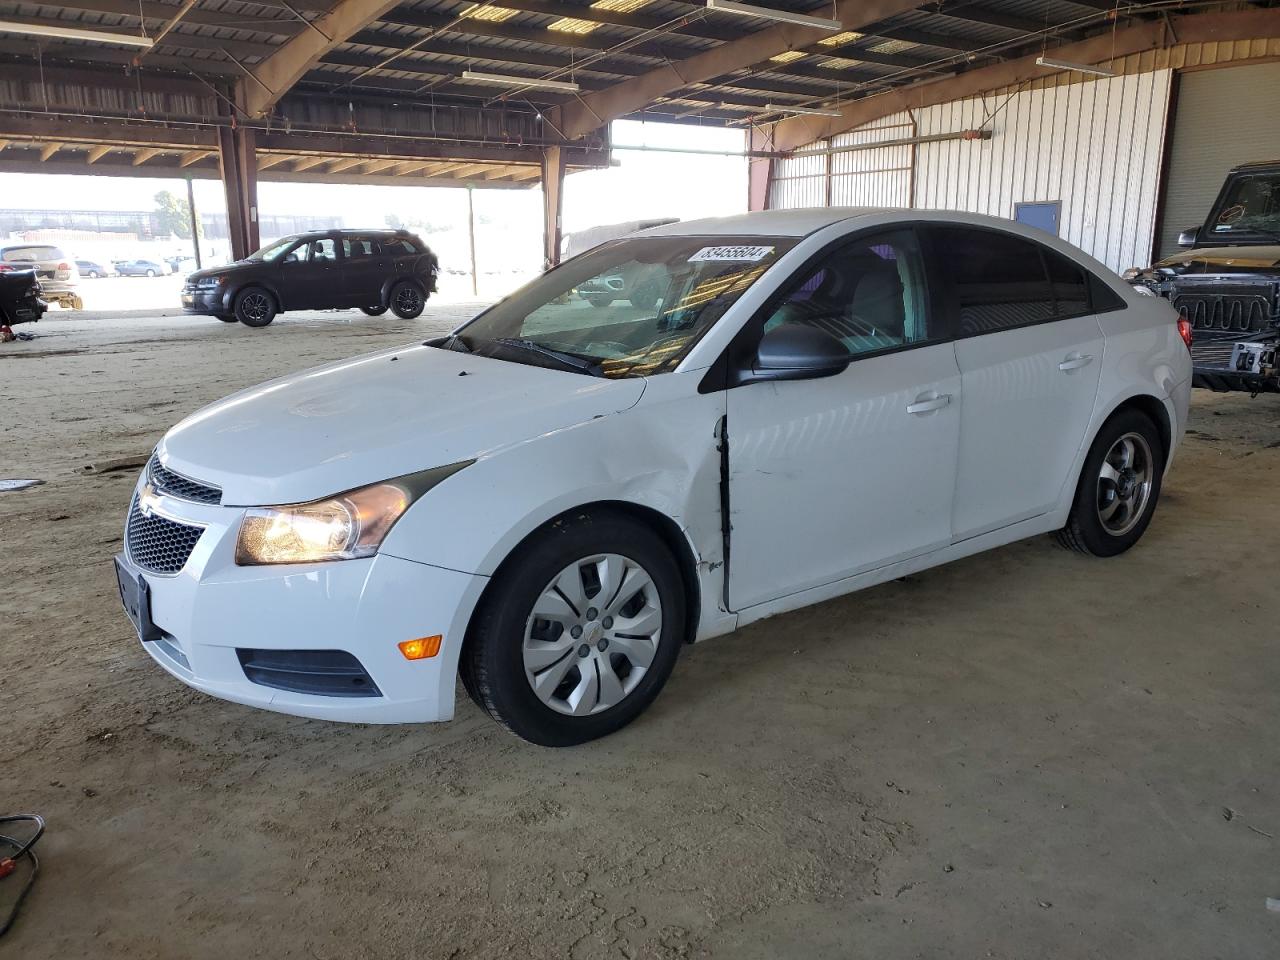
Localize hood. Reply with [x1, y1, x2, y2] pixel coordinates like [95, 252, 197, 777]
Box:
[1154, 245, 1280, 273]
[159, 345, 646, 505]
[187, 262, 246, 283]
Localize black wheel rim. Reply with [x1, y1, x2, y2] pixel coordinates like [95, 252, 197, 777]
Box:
[395, 287, 422, 313]
[242, 293, 269, 323]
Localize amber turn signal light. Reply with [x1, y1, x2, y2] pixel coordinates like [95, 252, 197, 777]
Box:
[398, 635, 442, 660]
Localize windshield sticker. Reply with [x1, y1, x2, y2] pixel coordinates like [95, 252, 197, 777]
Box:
[689, 245, 775, 263]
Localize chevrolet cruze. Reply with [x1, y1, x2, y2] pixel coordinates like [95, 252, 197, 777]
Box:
[115, 208, 1192, 746]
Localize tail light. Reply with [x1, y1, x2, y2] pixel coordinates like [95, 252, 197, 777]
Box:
[0, 264, 11, 272]
[1177, 317, 1193, 350]
[58, 262, 70, 270]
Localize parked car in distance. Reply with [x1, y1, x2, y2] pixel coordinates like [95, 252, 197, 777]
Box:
[117, 259, 169, 277]
[1125, 159, 1280, 394]
[0, 268, 46, 339]
[75, 258, 111, 278]
[117, 209, 1191, 745]
[180, 229, 438, 327]
[0, 243, 81, 309]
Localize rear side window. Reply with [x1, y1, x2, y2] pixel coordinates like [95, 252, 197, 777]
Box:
[385, 238, 418, 254]
[343, 237, 382, 258]
[931, 227, 1056, 335]
[930, 227, 1117, 334]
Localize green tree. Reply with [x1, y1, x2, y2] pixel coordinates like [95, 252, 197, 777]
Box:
[154, 189, 195, 239]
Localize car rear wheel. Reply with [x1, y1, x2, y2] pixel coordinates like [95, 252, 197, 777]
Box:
[234, 287, 277, 328]
[359, 305, 388, 316]
[587, 295, 614, 309]
[389, 281, 425, 319]
[216, 314, 238, 323]
[461, 512, 685, 746]
[87, 270, 99, 279]
[1056, 409, 1164, 557]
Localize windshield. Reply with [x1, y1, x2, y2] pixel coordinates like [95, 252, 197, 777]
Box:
[450, 235, 796, 378]
[246, 236, 301, 262]
[2, 246, 62, 262]
[1209, 172, 1280, 239]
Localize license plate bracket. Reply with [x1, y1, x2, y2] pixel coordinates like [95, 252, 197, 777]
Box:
[114, 554, 163, 642]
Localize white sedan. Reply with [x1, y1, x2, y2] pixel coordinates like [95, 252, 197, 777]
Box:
[115, 209, 1192, 745]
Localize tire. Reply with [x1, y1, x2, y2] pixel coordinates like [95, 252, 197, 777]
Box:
[1056, 408, 1164, 557]
[389, 281, 426, 319]
[87, 271, 99, 279]
[360, 305, 388, 317]
[461, 511, 685, 746]
[234, 287, 277, 328]
[587, 295, 614, 310]
[216, 314, 238, 323]
[145, 269, 156, 277]
[629, 280, 660, 311]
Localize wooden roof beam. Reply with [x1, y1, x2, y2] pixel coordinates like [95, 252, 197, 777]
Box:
[86, 144, 112, 163]
[179, 149, 213, 167]
[39, 142, 63, 161]
[548, 0, 927, 141]
[243, 0, 407, 118]
[770, 7, 1280, 151]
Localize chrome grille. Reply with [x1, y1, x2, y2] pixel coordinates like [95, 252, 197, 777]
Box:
[148, 455, 221, 505]
[126, 497, 204, 575]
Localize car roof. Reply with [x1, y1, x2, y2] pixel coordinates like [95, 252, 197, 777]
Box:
[633, 207, 1070, 240]
[1229, 159, 1280, 173]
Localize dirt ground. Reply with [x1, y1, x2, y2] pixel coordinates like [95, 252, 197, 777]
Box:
[2, 308, 1278, 959]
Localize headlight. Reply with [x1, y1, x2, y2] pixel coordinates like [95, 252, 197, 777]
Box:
[1121, 267, 1142, 281]
[234, 461, 471, 565]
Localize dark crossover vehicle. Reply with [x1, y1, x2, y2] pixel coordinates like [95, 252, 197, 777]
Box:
[1126, 160, 1280, 394]
[0, 269, 46, 341]
[182, 229, 438, 328]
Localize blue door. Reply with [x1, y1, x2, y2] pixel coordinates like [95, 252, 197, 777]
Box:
[1015, 202, 1061, 236]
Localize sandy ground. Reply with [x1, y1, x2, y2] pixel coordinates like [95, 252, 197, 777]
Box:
[1, 308, 1278, 959]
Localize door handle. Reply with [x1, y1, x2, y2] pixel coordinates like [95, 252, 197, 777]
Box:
[906, 393, 952, 415]
[1058, 353, 1094, 372]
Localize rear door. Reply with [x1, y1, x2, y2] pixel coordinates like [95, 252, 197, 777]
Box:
[927, 225, 1105, 541]
[341, 235, 392, 306]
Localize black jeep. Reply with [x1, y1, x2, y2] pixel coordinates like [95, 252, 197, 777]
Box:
[1125, 160, 1280, 394]
[182, 229, 438, 328]
[0, 268, 46, 342]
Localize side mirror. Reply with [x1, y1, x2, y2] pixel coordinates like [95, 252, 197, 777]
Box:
[1177, 227, 1200, 249]
[738, 323, 851, 384]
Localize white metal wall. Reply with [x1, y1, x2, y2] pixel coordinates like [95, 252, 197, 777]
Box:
[770, 71, 1173, 272]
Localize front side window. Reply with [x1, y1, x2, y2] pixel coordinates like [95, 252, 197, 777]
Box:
[931, 227, 1059, 335]
[1210, 172, 1280, 240]
[249, 237, 299, 262]
[761, 230, 934, 358]
[450, 235, 797, 378]
[309, 238, 336, 263]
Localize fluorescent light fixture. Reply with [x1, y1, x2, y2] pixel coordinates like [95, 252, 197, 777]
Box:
[0, 20, 154, 47]
[1035, 55, 1114, 78]
[460, 70, 580, 93]
[765, 103, 844, 117]
[705, 0, 842, 32]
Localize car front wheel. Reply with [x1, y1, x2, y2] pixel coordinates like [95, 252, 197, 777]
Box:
[1057, 409, 1164, 557]
[234, 287, 277, 328]
[360, 305, 388, 316]
[461, 512, 685, 746]
[389, 281, 425, 319]
[145, 269, 156, 277]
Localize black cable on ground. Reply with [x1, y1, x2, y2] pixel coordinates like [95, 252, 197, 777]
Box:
[0, 814, 44, 938]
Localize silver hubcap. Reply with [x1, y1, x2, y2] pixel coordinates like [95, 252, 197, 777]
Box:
[522, 553, 663, 717]
[242, 293, 269, 322]
[1097, 432, 1154, 536]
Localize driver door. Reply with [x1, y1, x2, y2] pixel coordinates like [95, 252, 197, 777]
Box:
[280, 237, 342, 309]
[725, 229, 961, 610]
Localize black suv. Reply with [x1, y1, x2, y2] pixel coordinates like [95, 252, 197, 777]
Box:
[1126, 160, 1280, 394]
[182, 229, 438, 328]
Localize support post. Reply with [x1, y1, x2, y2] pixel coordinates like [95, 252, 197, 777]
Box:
[540, 145, 566, 270]
[186, 176, 203, 269]
[217, 104, 259, 261]
[467, 185, 478, 298]
[747, 126, 773, 212]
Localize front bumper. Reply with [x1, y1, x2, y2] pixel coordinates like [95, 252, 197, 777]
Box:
[117, 478, 487, 723]
[181, 289, 224, 314]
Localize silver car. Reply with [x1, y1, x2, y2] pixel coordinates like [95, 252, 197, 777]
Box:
[0, 243, 81, 308]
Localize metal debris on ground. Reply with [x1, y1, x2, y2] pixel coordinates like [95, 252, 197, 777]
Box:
[0, 479, 44, 492]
